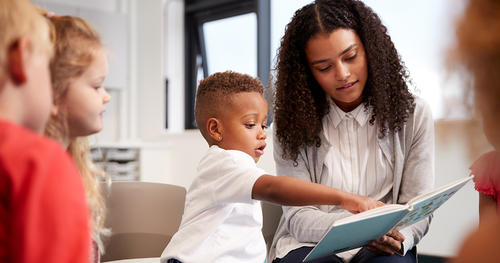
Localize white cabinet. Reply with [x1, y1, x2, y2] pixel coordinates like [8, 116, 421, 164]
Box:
[91, 147, 140, 181]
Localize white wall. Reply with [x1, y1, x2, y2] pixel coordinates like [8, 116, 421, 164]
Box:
[130, 0, 166, 140]
[164, 0, 185, 133]
[140, 128, 277, 190]
[35, 0, 122, 12]
[419, 120, 492, 256]
[125, 0, 185, 137]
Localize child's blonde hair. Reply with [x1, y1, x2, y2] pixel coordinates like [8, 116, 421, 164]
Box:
[44, 15, 109, 254]
[0, 0, 52, 81]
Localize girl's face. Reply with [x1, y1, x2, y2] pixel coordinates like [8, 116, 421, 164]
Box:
[62, 48, 110, 138]
[305, 28, 368, 112]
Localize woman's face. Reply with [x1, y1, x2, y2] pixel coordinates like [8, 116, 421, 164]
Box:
[305, 28, 368, 112]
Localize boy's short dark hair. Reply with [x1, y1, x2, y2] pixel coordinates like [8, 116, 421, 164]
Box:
[195, 71, 264, 141]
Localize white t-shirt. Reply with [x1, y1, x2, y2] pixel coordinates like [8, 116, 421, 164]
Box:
[161, 145, 267, 263]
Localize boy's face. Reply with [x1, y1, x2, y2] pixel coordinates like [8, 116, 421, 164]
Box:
[23, 42, 53, 132]
[218, 92, 268, 162]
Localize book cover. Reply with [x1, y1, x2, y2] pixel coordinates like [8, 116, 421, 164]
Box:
[303, 176, 473, 262]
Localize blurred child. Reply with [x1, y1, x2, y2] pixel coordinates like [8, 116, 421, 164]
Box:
[44, 15, 111, 263]
[0, 1, 89, 262]
[450, 0, 500, 262]
[456, 0, 500, 225]
[161, 71, 383, 263]
[450, 215, 500, 263]
[469, 150, 500, 222]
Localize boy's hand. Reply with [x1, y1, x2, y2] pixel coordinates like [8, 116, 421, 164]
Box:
[340, 193, 384, 214]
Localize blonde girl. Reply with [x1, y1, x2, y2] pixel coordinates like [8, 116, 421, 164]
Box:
[44, 15, 111, 263]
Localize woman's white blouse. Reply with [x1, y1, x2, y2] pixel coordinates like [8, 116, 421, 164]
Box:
[321, 98, 393, 260]
[270, 96, 435, 262]
[323, 98, 393, 202]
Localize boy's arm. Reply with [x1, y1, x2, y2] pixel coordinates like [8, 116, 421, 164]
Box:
[252, 174, 383, 214]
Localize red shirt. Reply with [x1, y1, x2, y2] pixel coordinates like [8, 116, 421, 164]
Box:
[0, 120, 90, 263]
[470, 150, 500, 210]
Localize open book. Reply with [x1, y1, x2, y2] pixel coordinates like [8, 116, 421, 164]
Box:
[303, 176, 473, 262]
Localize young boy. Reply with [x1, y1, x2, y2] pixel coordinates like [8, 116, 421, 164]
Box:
[161, 71, 383, 263]
[0, 1, 90, 262]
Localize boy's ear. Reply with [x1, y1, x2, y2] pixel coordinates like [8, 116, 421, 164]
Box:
[8, 37, 30, 85]
[207, 117, 223, 142]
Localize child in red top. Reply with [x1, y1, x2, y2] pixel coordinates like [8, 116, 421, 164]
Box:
[470, 151, 500, 221]
[0, 0, 90, 262]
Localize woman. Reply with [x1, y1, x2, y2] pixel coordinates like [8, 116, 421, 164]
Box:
[270, 0, 434, 262]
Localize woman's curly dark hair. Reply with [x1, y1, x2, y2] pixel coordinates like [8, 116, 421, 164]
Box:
[274, 0, 415, 163]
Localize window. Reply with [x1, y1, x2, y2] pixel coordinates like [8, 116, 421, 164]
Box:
[184, 0, 270, 129]
[203, 13, 257, 76]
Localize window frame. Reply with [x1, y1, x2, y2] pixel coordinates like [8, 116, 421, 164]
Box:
[184, 0, 270, 129]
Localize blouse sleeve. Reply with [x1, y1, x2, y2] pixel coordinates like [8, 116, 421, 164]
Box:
[397, 98, 435, 255]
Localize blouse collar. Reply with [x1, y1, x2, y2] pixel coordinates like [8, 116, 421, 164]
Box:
[326, 96, 370, 128]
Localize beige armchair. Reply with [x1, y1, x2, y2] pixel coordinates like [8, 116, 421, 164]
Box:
[101, 182, 186, 262]
[261, 201, 283, 253]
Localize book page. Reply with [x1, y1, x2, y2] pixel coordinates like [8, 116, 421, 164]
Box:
[332, 204, 408, 226]
[406, 176, 473, 205]
[394, 176, 473, 230]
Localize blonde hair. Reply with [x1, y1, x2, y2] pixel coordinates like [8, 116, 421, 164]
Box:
[0, 0, 52, 81]
[44, 15, 109, 253]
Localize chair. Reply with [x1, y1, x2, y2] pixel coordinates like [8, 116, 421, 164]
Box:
[101, 181, 186, 262]
[261, 201, 283, 252]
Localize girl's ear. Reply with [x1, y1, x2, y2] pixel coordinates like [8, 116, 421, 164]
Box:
[50, 103, 59, 116]
[207, 117, 223, 142]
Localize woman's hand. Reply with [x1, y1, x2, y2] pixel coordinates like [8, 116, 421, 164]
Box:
[366, 229, 405, 255]
[340, 193, 385, 214]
